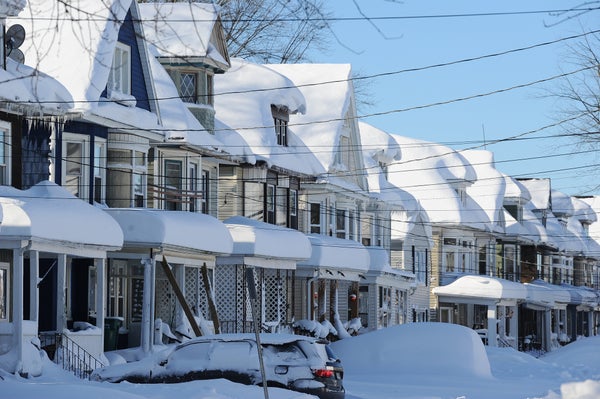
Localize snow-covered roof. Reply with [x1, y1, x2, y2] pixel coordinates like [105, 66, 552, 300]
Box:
[365, 246, 414, 288]
[138, 2, 229, 69]
[461, 150, 506, 234]
[503, 175, 531, 202]
[213, 59, 323, 175]
[560, 284, 598, 307]
[266, 63, 355, 172]
[149, 51, 226, 152]
[15, 0, 130, 112]
[0, 181, 123, 255]
[552, 190, 575, 217]
[0, 58, 73, 113]
[222, 216, 311, 265]
[518, 178, 551, 210]
[105, 208, 232, 256]
[14, 0, 163, 132]
[433, 275, 527, 301]
[297, 234, 369, 278]
[570, 196, 597, 224]
[386, 135, 489, 230]
[358, 122, 432, 245]
[525, 279, 571, 307]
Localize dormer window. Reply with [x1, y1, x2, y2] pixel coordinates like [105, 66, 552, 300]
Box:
[180, 72, 197, 103]
[504, 203, 522, 223]
[178, 70, 214, 105]
[271, 105, 289, 146]
[108, 43, 131, 95]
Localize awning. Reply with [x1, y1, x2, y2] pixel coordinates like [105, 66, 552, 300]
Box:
[297, 234, 369, 280]
[219, 216, 311, 269]
[433, 275, 527, 302]
[0, 181, 123, 257]
[105, 208, 232, 258]
[364, 246, 415, 289]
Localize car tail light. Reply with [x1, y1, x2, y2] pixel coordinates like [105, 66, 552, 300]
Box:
[313, 368, 334, 378]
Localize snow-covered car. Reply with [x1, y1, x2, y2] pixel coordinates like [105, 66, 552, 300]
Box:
[91, 333, 345, 399]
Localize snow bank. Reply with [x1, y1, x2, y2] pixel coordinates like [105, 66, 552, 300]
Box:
[541, 336, 600, 381]
[331, 322, 492, 380]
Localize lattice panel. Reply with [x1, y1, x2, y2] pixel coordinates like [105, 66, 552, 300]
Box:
[155, 273, 176, 326]
[215, 264, 239, 331]
[184, 267, 199, 311]
[263, 269, 286, 324]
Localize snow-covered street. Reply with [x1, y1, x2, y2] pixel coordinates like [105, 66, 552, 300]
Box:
[3, 323, 600, 399]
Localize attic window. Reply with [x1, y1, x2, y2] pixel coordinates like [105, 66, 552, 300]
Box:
[271, 105, 289, 146]
[108, 43, 131, 96]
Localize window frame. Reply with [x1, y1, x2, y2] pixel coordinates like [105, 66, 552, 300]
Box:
[62, 133, 91, 201]
[0, 263, 9, 321]
[309, 202, 322, 234]
[0, 121, 11, 186]
[108, 42, 131, 96]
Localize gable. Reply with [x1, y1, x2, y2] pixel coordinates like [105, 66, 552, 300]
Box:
[101, 8, 153, 113]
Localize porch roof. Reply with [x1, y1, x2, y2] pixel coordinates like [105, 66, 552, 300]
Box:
[432, 275, 527, 301]
[560, 284, 598, 307]
[524, 279, 571, 307]
[0, 181, 123, 253]
[364, 246, 415, 288]
[105, 208, 232, 255]
[223, 216, 311, 261]
[297, 234, 369, 276]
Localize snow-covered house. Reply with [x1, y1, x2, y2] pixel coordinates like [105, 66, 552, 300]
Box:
[268, 64, 388, 333]
[0, 182, 123, 377]
[211, 59, 320, 332]
[385, 135, 492, 324]
[358, 122, 428, 328]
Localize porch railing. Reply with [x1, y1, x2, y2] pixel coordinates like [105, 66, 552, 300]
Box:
[39, 333, 105, 379]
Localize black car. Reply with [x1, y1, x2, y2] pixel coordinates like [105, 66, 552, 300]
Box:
[91, 333, 345, 399]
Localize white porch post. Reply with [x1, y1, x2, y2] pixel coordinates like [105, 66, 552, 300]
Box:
[587, 312, 594, 337]
[509, 305, 518, 349]
[13, 248, 24, 373]
[544, 308, 552, 352]
[487, 305, 498, 347]
[56, 254, 67, 332]
[29, 250, 39, 323]
[141, 258, 153, 353]
[95, 258, 106, 349]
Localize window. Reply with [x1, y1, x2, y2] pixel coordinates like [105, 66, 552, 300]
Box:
[164, 160, 183, 211]
[504, 204, 522, 223]
[374, 217, 383, 247]
[108, 43, 131, 95]
[108, 260, 127, 319]
[0, 263, 8, 321]
[0, 122, 11, 186]
[107, 148, 147, 208]
[271, 105, 289, 146]
[504, 245, 516, 281]
[276, 187, 288, 227]
[93, 142, 106, 203]
[64, 138, 85, 198]
[201, 169, 209, 214]
[196, 70, 213, 105]
[289, 189, 298, 229]
[266, 184, 275, 224]
[180, 72, 197, 103]
[188, 163, 199, 212]
[415, 249, 427, 283]
[336, 209, 346, 239]
[310, 203, 322, 234]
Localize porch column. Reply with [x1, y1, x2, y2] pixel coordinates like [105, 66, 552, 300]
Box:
[141, 258, 153, 353]
[487, 306, 498, 347]
[95, 258, 106, 348]
[587, 311, 593, 337]
[544, 308, 552, 352]
[56, 254, 67, 332]
[13, 248, 24, 373]
[29, 250, 39, 323]
[509, 305, 518, 349]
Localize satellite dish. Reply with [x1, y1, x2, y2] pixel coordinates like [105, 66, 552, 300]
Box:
[5, 24, 26, 64]
[5, 24, 25, 50]
[8, 48, 24, 64]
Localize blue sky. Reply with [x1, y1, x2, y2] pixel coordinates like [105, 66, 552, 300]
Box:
[311, 0, 600, 196]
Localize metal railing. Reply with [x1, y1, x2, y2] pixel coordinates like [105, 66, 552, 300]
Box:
[40, 333, 105, 379]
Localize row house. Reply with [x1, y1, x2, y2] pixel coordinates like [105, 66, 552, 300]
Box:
[267, 63, 405, 333]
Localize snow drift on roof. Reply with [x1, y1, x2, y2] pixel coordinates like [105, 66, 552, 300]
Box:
[518, 178, 551, 210]
[223, 216, 311, 260]
[105, 208, 232, 255]
[214, 59, 322, 175]
[298, 234, 369, 273]
[0, 181, 123, 249]
[433, 275, 527, 300]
